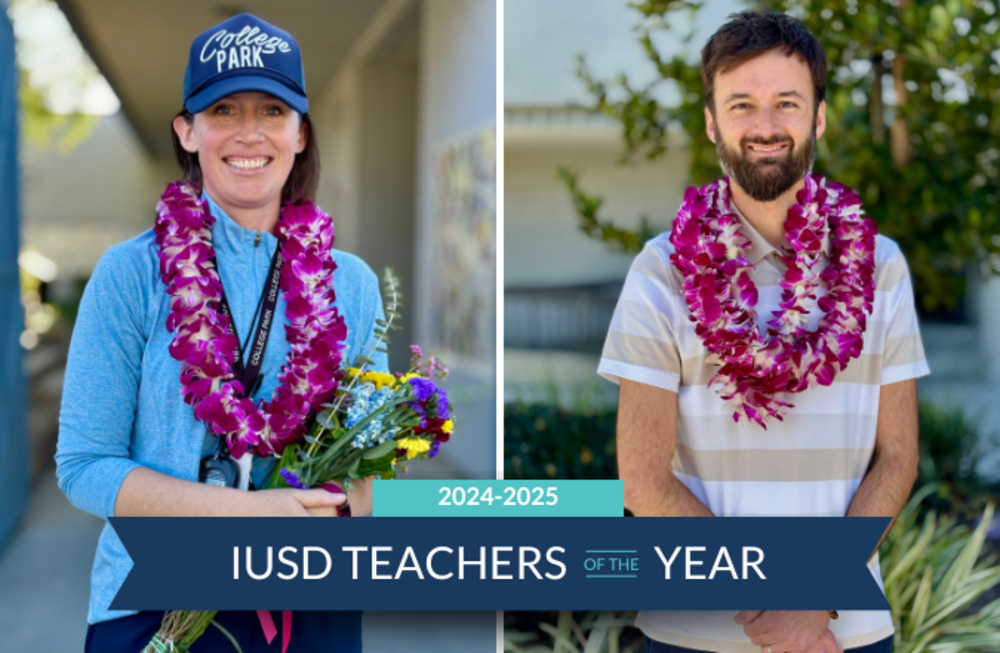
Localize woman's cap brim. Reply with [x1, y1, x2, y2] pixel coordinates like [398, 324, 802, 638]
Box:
[184, 75, 308, 114]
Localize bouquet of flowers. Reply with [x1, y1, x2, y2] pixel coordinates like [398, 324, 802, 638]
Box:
[143, 269, 453, 653]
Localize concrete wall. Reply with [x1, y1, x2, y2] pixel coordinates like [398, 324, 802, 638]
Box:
[414, 0, 496, 477]
[355, 61, 418, 366]
[415, 0, 496, 345]
[312, 45, 419, 370]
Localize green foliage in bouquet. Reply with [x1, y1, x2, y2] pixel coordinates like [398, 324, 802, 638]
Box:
[142, 610, 240, 653]
[562, 0, 1000, 312]
[880, 485, 1000, 652]
[265, 268, 406, 491]
[264, 268, 452, 493]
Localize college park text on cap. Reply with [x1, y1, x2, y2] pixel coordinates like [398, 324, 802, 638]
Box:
[183, 13, 308, 115]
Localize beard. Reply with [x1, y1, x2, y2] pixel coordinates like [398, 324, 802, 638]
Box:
[715, 123, 816, 202]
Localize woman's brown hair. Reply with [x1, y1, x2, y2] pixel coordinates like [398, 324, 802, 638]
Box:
[170, 107, 320, 204]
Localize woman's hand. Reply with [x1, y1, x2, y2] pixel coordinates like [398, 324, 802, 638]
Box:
[257, 481, 373, 517]
[114, 467, 352, 517]
[320, 477, 375, 517]
[251, 488, 347, 517]
[346, 477, 374, 517]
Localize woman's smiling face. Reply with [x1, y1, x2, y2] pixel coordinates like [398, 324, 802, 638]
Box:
[173, 91, 306, 219]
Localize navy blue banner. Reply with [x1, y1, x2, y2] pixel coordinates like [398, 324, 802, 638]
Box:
[110, 517, 890, 611]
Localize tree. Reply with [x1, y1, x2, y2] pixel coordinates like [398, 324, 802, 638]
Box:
[564, 0, 1000, 312]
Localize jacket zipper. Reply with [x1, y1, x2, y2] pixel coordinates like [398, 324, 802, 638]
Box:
[254, 231, 261, 248]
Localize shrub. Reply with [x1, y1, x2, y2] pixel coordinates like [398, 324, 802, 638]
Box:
[881, 486, 1000, 652]
[917, 400, 1000, 520]
[504, 402, 617, 480]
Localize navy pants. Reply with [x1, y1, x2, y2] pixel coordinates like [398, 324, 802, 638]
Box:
[645, 635, 893, 653]
[85, 610, 362, 653]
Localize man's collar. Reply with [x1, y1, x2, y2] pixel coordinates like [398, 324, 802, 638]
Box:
[730, 199, 832, 264]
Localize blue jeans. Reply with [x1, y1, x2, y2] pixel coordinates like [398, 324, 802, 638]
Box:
[645, 635, 893, 653]
[85, 610, 362, 652]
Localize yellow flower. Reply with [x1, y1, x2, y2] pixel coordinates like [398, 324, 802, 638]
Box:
[345, 368, 397, 390]
[398, 437, 431, 460]
[398, 372, 420, 383]
[441, 420, 454, 434]
[364, 371, 397, 390]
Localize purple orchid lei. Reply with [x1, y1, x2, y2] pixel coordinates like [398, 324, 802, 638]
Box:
[669, 174, 877, 428]
[154, 182, 347, 458]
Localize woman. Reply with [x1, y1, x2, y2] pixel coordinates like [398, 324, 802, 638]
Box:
[55, 13, 381, 652]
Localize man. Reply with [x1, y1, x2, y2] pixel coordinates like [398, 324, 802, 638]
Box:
[598, 12, 928, 653]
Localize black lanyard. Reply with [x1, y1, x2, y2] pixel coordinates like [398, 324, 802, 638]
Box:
[213, 244, 283, 398]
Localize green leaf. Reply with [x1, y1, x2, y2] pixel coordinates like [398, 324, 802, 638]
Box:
[362, 439, 399, 460]
[356, 454, 396, 477]
[210, 620, 245, 653]
[316, 410, 337, 429]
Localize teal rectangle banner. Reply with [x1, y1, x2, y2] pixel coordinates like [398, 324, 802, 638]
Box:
[373, 480, 623, 517]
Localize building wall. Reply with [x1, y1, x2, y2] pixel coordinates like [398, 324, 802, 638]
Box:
[415, 0, 496, 477]
[505, 128, 688, 288]
[19, 112, 171, 278]
[312, 45, 419, 371]
[310, 0, 496, 478]
[355, 60, 418, 366]
[415, 0, 495, 345]
[312, 66, 363, 257]
[505, 0, 742, 107]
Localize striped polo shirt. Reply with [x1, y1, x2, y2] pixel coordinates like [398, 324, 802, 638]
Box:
[598, 210, 930, 652]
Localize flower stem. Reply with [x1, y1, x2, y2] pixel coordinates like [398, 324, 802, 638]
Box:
[305, 274, 402, 459]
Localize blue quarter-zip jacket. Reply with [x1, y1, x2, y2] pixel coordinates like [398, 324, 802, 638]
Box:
[56, 194, 386, 624]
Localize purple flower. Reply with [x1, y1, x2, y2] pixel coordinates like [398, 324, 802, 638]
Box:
[408, 377, 437, 402]
[434, 390, 451, 420]
[428, 440, 441, 458]
[280, 468, 307, 489]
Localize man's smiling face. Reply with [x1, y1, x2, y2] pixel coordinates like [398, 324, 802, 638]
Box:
[705, 49, 826, 202]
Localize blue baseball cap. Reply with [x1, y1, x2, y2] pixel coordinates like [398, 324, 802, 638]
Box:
[183, 13, 308, 115]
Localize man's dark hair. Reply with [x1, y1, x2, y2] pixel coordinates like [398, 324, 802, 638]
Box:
[170, 108, 320, 204]
[701, 12, 827, 114]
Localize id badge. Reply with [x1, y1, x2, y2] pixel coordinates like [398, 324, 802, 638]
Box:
[199, 453, 240, 488]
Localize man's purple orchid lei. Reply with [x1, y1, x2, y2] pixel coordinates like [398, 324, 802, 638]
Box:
[669, 174, 877, 428]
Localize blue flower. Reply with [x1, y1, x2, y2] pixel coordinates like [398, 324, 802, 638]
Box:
[346, 383, 393, 426]
[345, 383, 398, 450]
